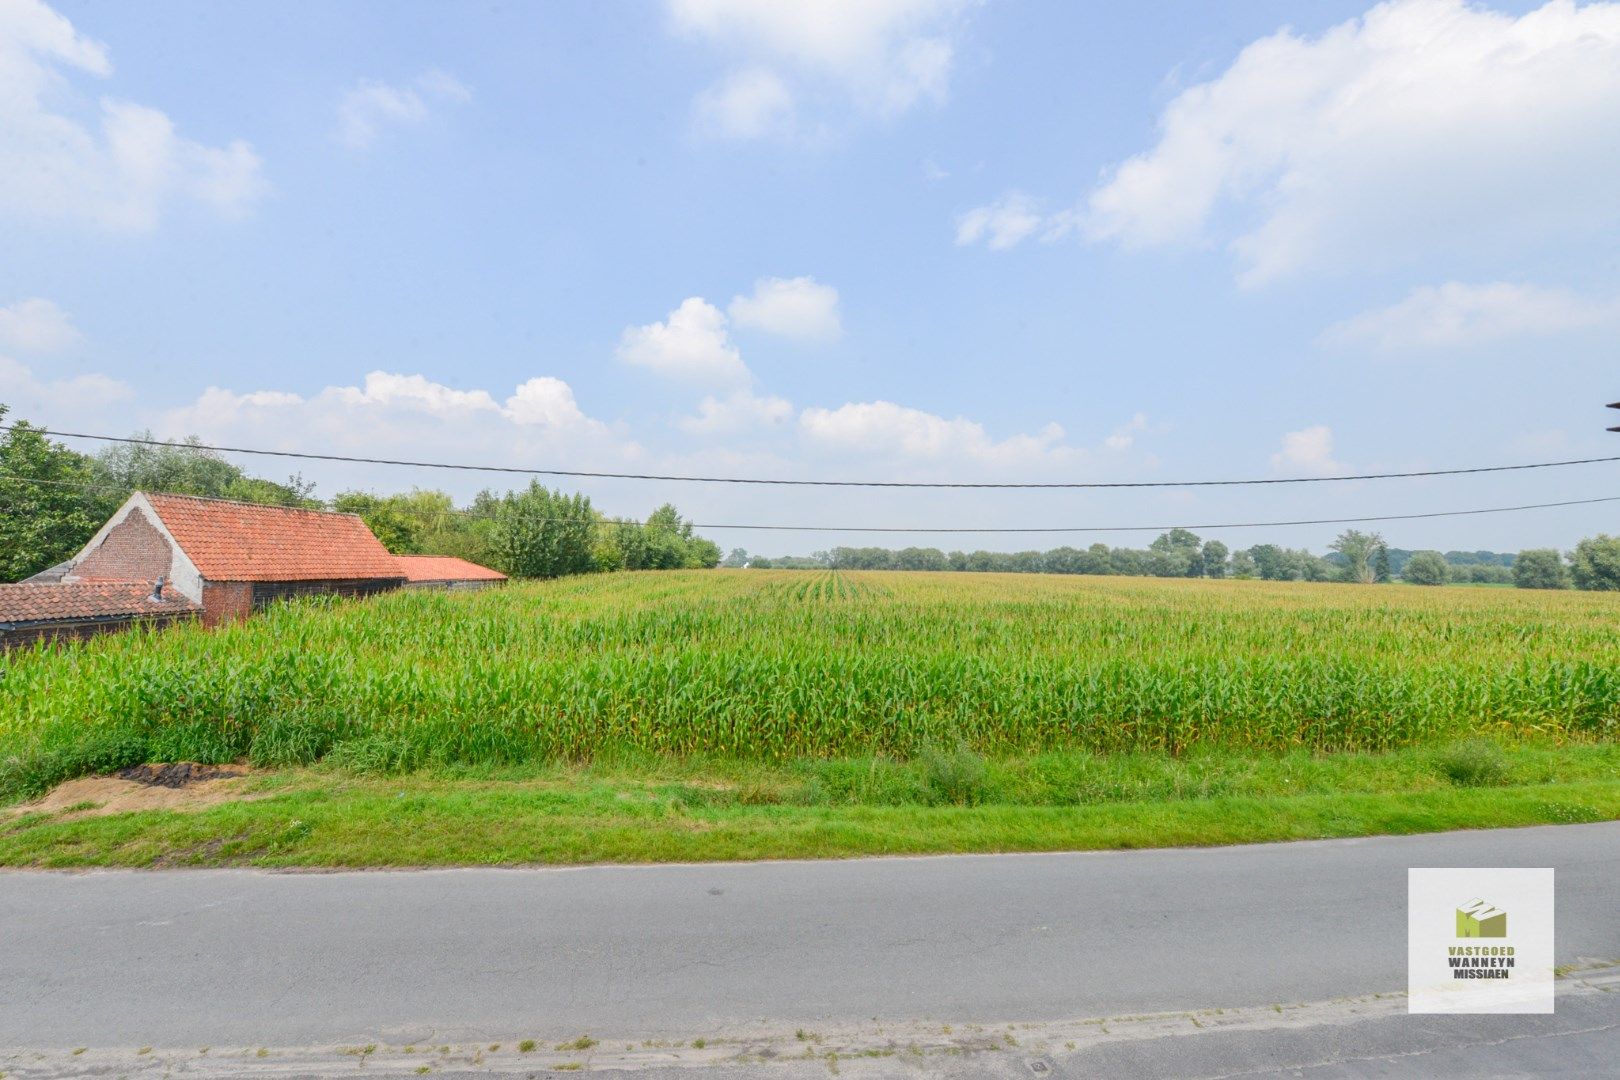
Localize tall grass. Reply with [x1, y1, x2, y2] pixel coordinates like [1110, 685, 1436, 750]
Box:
[2, 571, 1618, 800]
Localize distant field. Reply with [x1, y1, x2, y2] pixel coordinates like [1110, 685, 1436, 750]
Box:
[3, 570, 1618, 805]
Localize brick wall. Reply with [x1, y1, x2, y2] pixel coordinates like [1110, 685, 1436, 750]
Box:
[72, 508, 174, 583]
[201, 581, 255, 626]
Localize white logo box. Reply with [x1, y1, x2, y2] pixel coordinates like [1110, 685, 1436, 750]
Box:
[1408, 867, 1554, 1014]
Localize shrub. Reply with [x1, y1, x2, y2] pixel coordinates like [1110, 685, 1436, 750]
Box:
[1433, 740, 1510, 787]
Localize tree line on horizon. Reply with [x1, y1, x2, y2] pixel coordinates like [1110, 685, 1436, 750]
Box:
[0, 409, 718, 583]
[726, 526, 1620, 591]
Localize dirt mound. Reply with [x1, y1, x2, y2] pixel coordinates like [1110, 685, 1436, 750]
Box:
[11, 766, 260, 819]
[117, 762, 247, 788]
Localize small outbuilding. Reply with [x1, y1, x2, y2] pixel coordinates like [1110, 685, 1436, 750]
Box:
[62, 492, 406, 625]
[395, 554, 508, 591]
[0, 580, 199, 649]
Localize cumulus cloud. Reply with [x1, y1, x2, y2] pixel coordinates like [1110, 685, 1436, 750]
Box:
[617, 297, 749, 384]
[727, 276, 841, 341]
[0, 355, 131, 415]
[671, 0, 970, 139]
[798, 399, 1077, 466]
[954, 192, 1044, 250]
[335, 69, 472, 150]
[678, 389, 795, 434]
[0, 0, 266, 231]
[172, 370, 610, 435]
[970, 1, 1620, 285]
[0, 297, 82, 353]
[1271, 425, 1343, 475]
[1321, 281, 1620, 350]
[156, 371, 631, 494]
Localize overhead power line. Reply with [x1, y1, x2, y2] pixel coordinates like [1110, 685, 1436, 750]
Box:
[6, 423, 1620, 490]
[3, 468, 1615, 535]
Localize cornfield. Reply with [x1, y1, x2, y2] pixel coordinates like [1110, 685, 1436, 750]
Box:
[3, 570, 1618, 798]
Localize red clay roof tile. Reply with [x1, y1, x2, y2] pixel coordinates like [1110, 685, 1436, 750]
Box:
[0, 582, 199, 624]
[395, 555, 507, 583]
[144, 493, 404, 582]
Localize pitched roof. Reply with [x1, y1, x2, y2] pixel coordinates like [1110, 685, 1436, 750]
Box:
[396, 555, 508, 583]
[0, 582, 200, 625]
[143, 493, 404, 582]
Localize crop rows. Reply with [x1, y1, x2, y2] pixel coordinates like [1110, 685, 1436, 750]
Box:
[2, 570, 1618, 797]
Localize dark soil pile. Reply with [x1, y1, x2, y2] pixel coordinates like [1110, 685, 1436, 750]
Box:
[116, 763, 248, 788]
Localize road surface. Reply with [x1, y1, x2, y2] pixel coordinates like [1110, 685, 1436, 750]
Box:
[2, 822, 1617, 1076]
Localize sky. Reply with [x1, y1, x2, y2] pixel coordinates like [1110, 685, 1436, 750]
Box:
[3, 0, 1620, 557]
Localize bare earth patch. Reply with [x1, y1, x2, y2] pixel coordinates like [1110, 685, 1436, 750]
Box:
[7, 764, 261, 819]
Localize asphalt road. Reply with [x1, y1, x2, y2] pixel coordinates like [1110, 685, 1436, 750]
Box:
[3, 822, 1618, 1076]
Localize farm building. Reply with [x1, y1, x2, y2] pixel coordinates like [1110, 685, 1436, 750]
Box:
[396, 555, 508, 591]
[0, 580, 199, 649]
[59, 492, 406, 626]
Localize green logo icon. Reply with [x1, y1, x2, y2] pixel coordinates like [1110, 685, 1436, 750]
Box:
[1456, 898, 1507, 938]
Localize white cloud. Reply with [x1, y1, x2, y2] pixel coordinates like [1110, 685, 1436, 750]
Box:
[185, 370, 612, 436]
[954, 192, 1044, 250]
[0, 297, 82, 353]
[1271, 425, 1343, 475]
[799, 399, 1076, 466]
[678, 389, 795, 434]
[0, 355, 131, 414]
[1104, 412, 1149, 451]
[157, 371, 630, 499]
[982, 1, 1620, 285]
[727, 276, 842, 341]
[670, 0, 970, 139]
[335, 69, 471, 150]
[694, 67, 795, 139]
[1321, 281, 1620, 350]
[0, 0, 266, 231]
[617, 297, 749, 384]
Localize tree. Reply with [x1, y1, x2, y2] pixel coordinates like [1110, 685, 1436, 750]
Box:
[1247, 544, 1293, 581]
[1512, 548, 1569, 590]
[1201, 540, 1229, 578]
[94, 431, 315, 506]
[1330, 530, 1384, 584]
[1151, 528, 1204, 576]
[490, 483, 597, 579]
[1373, 543, 1391, 583]
[0, 407, 118, 581]
[721, 548, 750, 568]
[1228, 549, 1257, 579]
[1569, 535, 1620, 591]
[1401, 550, 1449, 585]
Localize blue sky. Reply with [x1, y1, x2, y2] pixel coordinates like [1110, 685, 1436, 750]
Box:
[4, 0, 1619, 556]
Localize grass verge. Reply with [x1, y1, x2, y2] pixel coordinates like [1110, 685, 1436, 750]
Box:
[2, 742, 1616, 868]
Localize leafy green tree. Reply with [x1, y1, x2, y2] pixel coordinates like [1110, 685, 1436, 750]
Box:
[1373, 543, 1391, 583]
[1247, 544, 1293, 581]
[1228, 549, 1257, 579]
[1401, 550, 1449, 585]
[330, 489, 459, 553]
[93, 432, 315, 506]
[490, 483, 597, 578]
[721, 547, 750, 568]
[0, 408, 119, 581]
[1150, 528, 1204, 576]
[1201, 540, 1229, 578]
[1569, 535, 1620, 591]
[1512, 548, 1569, 590]
[1330, 530, 1384, 584]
